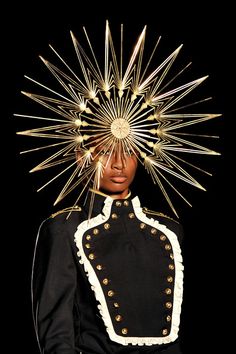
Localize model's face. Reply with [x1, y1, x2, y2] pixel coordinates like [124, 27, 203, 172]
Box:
[94, 144, 138, 199]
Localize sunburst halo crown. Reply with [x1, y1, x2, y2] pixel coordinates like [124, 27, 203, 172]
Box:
[15, 20, 221, 217]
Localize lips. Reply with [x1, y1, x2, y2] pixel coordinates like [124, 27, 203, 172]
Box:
[110, 175, 127, 183]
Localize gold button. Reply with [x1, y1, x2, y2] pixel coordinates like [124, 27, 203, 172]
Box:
[123, 200, 129, 206]
[121, 328, 128, 335]
[164, 288, 172, 295]
[162, 328, 168, 336]
[86, 235, 91, 240]
[140, 223, 146, 229]
[128, 212, 135, 219]
[115, 201, 122, 207]
[151, 228, 157, 235]
[169, 264, 174, 270]
[89, 253, 95, 260]
[115, 314, 123, 322]
[93, 228, 99, 235]
[160, 234, 166, 241]
[111, 213, 118, 219]
[85, 243, 91, 249]
[96, 264, 103, 270]
[113, 302, 119, 308]
[165, 244, 171, 250]
[102, 278, 109, 285]
[104, 223, 110, 230]
[166, 315, 171, 322]
[167, 276, 173, 283]
[108, 290, 115, 297]
[165, 302, 172, 309]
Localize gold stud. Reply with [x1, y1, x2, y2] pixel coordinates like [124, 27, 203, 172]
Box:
[115, 201, 122, 207]
[86, 235, 91, 240]
[128, 212, 135, 219]
[115, 314, 123, 322]
[167, 276, 173, 283]
[123, 200, 129, 206]
[166, 315, 171, 322]
[162, 328, 168, 336]
[113, 302, 119, 308]
[151, 228, 157, 235]
[85, 243, 91, 249]
[121, 328, 128, 335]
[169, 264, 174, 270]
[96, 264, 103, 270]
[165, 302, 172, 309]
[140, 223, 146, 229]
[108, 290, 115, 297]
[164, 288, 172, 295]
[89, 253, 95, 260]
[170, 253, 174, 259]
[165, 244, 171, 250]
[93, 228, 99, 235]
[111, 213, 118, 219]
[160, 234, 167, 241]
[104, 223, 110, 230]
[102, 278, 109, 285]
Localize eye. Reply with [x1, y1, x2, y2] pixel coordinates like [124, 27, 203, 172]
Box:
[98, 149, 111, 156]
[124, 148, 135, 156]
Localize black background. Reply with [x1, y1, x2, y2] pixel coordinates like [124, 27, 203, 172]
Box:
[4, 1, 233, 353]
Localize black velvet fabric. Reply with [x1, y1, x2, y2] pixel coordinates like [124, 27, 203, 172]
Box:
[32, 192, 183, 353]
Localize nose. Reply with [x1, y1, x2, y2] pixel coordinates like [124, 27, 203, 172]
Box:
[111, 150, 125, 170]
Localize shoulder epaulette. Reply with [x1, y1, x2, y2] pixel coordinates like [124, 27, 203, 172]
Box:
[50, 205, 82, 219]
[142, 207, 179, 223]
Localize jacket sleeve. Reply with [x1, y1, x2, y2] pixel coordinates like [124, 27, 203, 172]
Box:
[32, 217, 77, 354]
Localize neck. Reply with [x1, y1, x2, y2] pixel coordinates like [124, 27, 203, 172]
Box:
[90, 188, 131, 199]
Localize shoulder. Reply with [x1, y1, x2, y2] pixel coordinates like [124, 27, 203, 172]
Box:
[38, 205, 84, 239]
[142, 207, 180, 224]
[142, 207, 184, 243]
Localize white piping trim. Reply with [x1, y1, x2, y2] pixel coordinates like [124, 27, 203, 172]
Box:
[74, 196, 184, 346]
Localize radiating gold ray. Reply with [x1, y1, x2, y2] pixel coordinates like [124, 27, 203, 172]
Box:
[16, 22, 221, 216]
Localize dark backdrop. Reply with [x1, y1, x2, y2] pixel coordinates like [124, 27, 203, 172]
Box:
[4, 1, 232, 353]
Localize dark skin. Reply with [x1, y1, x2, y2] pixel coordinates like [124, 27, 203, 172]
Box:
[77, 143, 138, 199]
[96, 146, 138, 199]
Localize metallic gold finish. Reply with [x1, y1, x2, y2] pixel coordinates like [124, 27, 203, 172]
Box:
[16, 21, 221, 217]
[150, 228, 157, 235]
[121, 328, 128, 335]
[115, 314, 123, 322]
[165, 302, 172, 309]
[164, 288, 172, 295]
[140, 222, 146, 229]
[162, 329, 168, 336]
[160, 234, 167, 241]
[104, 223, 110, 230]
[167, 276, 173, 283]
[102, 278, 109, 285]
[108, 290, 115, 297]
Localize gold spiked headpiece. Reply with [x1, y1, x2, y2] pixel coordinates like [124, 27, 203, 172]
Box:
[15, 21, 221, 217]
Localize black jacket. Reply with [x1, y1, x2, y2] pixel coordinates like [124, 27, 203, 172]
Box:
[32, 191, 184, 354]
